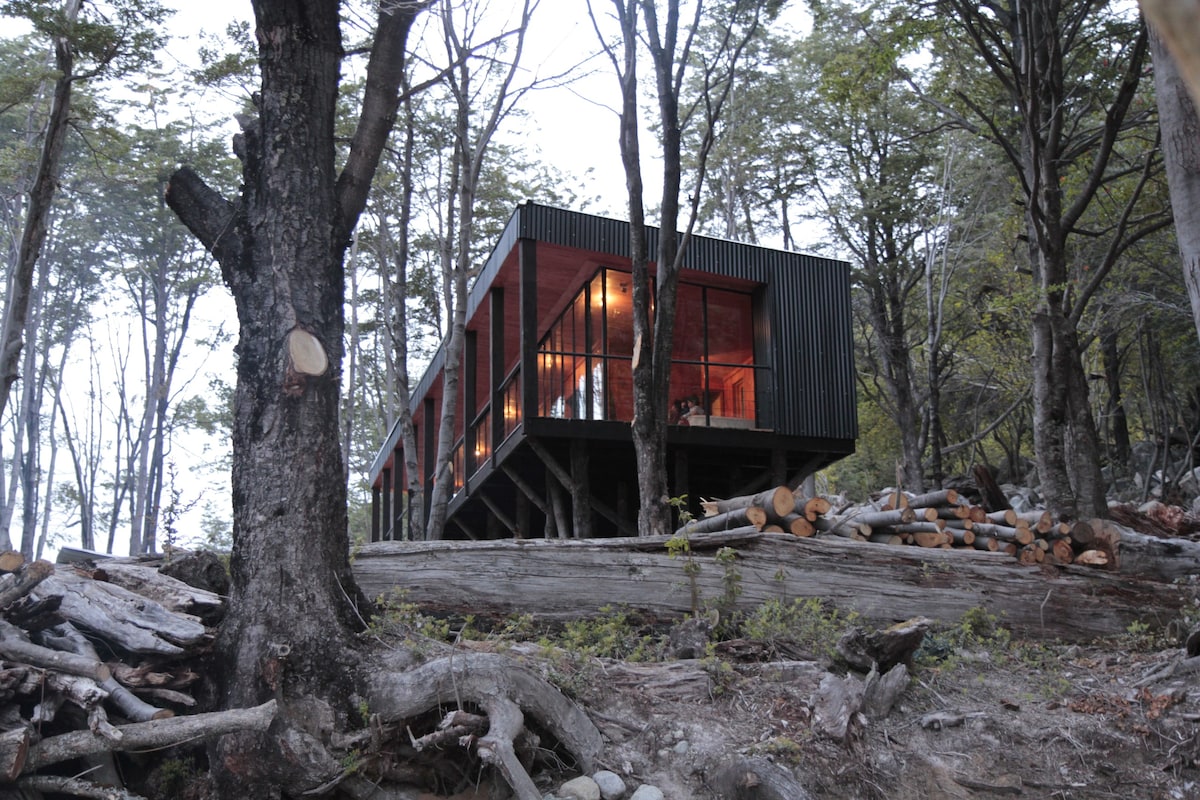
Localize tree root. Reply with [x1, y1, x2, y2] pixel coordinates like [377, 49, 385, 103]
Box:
[365, 651, 603, 797]
[710, 756, 814, 800]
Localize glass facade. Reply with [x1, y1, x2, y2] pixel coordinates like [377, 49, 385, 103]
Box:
[536, 267, 760, 426]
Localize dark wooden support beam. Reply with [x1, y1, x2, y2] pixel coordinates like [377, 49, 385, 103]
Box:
[570, 439, 592, 539]
[519, 238, 537, 424]
[490, 287, 505, 456]
[501, 465, 552, 518]
[548, 478, 569, 539]
[771, 448, 787, 487]
[730, 469, 772, 500]
[371, 486, 381, 543]
[465, 330, 478, 478]
[515, 492, 530, 540]
[479, 493, 518, 538]
[449, 518, 480, 541]
[673, 448, 690, 506]
[527, 438, 636, 536]
[788, 455, 826, 491]
[380, 468, 392, 543]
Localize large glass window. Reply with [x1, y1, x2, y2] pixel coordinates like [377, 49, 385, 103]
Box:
[537, 267, 761, 426]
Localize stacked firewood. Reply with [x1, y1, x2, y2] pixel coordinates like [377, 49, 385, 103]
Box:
[677, 486, 1120, 569]
[0, 549, 222, 784]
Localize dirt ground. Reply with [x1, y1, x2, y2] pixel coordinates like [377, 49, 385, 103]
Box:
[468, 613, 1200, 800]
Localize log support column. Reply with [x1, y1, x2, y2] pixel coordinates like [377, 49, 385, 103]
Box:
[571, 439, 592, 538]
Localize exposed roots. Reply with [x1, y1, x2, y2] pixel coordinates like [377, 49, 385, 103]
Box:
[363, 651, 603, 798]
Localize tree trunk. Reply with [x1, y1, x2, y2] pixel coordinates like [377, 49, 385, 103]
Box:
[167, 2, 428, 794]
[1151, 25, 1200, 350]
[0, 0, 79, 423]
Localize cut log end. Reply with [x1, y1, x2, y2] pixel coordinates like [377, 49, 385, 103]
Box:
[287, 328, 328, 376]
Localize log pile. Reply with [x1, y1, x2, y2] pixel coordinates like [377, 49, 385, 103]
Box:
[681, 486, 1121, 570]
[0, 549, 253, 795]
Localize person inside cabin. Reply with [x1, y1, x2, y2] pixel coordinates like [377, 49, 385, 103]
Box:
[683, 395, 705, 423]
[668, 399, 685, 424]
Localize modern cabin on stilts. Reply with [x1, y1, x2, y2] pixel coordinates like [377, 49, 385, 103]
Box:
[366, 202, 857, 541]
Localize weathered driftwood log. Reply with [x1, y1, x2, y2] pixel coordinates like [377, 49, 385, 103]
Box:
[33, 574, 207, 656]
[352, 534, 1191, 642]
[0, 552, 25, 575]
[87, 563, 223, 619]
[0, 620, 109, 682]
[0, 561, 54, 610]
[1114, 525, 1200, 581]
[25, 700, 277, 772]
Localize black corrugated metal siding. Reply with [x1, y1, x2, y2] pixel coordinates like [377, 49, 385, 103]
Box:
[370, 202, 857, 485]
[508, 204, 858, 440]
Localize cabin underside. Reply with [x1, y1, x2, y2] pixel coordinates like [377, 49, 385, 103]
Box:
[371, 419, 853, 541]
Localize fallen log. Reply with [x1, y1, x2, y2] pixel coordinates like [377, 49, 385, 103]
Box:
[778, 513, 815, 537]
[0, 620, 109, 682]
[701, 486, 794, 521]
[793, 495, 832, 521]
[352, 534, 1191, 642]
[25, 700, 277, 772]
[678, 508, 766, 536]
[85, 563, 223, 618]
[33, 574, 207, 656]
[1114, 525, 1200, 581]
[905, 489, 960, 508]
[813, 516, 870, 540]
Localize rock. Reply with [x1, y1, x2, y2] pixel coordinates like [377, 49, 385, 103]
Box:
[673, 739, 690, 755]
[592, 770, 627, 800]
[629, 787, 664, 800]
[559, 776, 601, 800]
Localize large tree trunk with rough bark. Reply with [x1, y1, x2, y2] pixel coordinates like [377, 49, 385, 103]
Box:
[165, 2, 425, 795]
[166, 6, 598, 798]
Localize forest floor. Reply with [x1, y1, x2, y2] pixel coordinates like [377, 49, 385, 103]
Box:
[388, 593, 1200, 800]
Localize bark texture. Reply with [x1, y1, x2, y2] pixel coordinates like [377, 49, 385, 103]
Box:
[1151, 25, 1200, 348]
[165, 2, 426, 796]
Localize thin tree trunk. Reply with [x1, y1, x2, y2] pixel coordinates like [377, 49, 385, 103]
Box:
[0, 0, 80, 422]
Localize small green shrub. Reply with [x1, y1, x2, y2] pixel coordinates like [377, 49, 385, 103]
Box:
[555, 605, 667, 662]
[739, 597, 858, 660]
